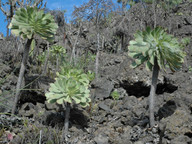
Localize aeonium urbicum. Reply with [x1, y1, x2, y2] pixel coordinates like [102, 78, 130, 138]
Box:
[128, 27, 186, 127]
[45, 66, 93, 141]
[45, 77, 91, 107]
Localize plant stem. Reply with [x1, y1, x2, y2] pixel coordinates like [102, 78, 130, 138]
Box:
[95, 33, 100, 81]
[42, 42, 50, 75]
[62, 102, 70, 142]
[153, 0, 157, 28]
[39, 130, 42, 144]
[12, 39, 33, 114]
[55, 53, 59, 76]
[149, 57, 159, 127]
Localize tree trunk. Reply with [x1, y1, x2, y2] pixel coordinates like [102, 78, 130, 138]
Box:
[149, 57, 159, 127]
[6, 21, 10, 36]
[12, 39, 33, 114]
[122, 1, 126, 14]
[62, 102, 71, 142]
[70, 24, 81, 64]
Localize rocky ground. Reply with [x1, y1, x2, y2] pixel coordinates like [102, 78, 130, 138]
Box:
[0, 48, 192, 144]
[0, 2, 192, 144]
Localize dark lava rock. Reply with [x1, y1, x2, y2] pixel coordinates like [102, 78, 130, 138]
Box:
[94, 134, 109, 144]
[160, 109, 192, 140]
[91, 78, 114, 100]
[99, 101, 112, 113]
[170, 135, 192, 144]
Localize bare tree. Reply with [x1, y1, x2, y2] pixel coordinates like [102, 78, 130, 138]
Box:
[117, 0, 128, 13]
[73, 0, 115, 80]
[70, 22, 82, 63]
[0, 0, 16, 36]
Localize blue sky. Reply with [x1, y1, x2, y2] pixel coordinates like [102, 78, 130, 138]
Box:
[0, 0, 119, 36]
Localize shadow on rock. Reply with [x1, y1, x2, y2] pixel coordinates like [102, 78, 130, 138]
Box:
[120, 80, 178, 98]
[44, 107, 89, 128]
[157, 100, 177, 120]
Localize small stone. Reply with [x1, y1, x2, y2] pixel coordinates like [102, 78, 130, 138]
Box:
[99, 102, 111, 113]
[45, 101, 58, 111]
[134, 141, 144, 144]
[94, 134, 109, 144]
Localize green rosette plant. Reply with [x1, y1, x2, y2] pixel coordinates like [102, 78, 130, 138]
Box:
[128, 27, 186, 127]
[45, 65, 93, 141]
[50, 45, 66, 57]
[50, 45, 66, 74]
[9, 6, 58, 114]
[111, 90, 120, 101]
[9, 6, 58, 41]
[45, 77, 91, 107]
[111, 90, 120, 107]
[57, 64, 95, 86]
[128, 27, 185, 72]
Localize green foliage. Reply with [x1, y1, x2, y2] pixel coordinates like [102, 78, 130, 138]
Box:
[50, 45, 66, 56]
[188, 66, 192, 72]
[129, 1, 136, 7]
[117, 0, 153, 7]
[160, 0, 183, 9]
[49, 44, 66, 69]
[37, 51, 46, 64]
[111, 90, 120, 101]
[117, 0, 189, 9]
[57, 65, 95, 87]
[45, 77, 91, 107]
[29, 39, 36, 56]
[45, 65, 94, 107]
[110, 90, 120, 107]
[9, 6, 58, 41]
[175, 12, 183, 16]
[181, 37, 190, 46]
[128, 27, 186, 72]
[106, 12, 114, 25]
[74, 52, 96, 70]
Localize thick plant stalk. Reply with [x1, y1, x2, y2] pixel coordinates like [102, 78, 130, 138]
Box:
[33, 41, 40, 60]
[6, 21, 10, 36]
[55, 53, 59, 75]
[149, 57, 159, 127]
[140, 0, 146, 30]
[95, 33, 100, 81]
[12, 39, 33, 114]
[42, 42, 50, 75]
[62, 102, 71, 142]
[168, 0, 171, 33]
[153, 0, 157, 28]
[120, 35, 124, 52]
[39, 130, 42, 144]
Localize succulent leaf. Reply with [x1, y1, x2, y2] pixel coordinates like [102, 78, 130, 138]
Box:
[9, 6, 58, 42]
[45, 76, 91, 107]
[50, 45, 66, 57]
[128, 27, 186, 72]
